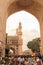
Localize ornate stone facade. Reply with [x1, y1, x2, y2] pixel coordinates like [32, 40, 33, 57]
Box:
[6, 22, 23, 56]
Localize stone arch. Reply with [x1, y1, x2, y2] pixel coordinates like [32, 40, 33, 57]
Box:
[7, 0, 43, 20]
[0, 0, 43, 57]
[6, 0, 43, 55]
[7, 1, 42, 48]
[7, 1, 43, 41]
[6, 1, 42, 38]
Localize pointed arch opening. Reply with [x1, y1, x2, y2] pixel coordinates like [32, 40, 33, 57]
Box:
[6, 10, 41, 55]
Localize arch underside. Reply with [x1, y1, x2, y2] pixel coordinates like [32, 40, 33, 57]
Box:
[7, 1, 43, 20]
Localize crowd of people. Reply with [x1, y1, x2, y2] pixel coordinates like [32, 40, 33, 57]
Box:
[0, 55, 43, 65]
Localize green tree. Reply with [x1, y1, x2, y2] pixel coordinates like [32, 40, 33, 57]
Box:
[27, 38, 40, 52]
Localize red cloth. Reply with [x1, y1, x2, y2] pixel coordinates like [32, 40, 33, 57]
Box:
[37, 59, 41, 65]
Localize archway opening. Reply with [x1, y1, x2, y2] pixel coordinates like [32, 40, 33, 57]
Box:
[6, 10, 40, 56]
[9, 48, 15, 56]
[5, 47, 15, 57]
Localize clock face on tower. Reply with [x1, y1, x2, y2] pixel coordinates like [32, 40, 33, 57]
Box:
[18, 0, 33, 6]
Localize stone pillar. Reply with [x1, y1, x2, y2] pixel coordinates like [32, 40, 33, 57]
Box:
[18, 39, 23, 55]
[0, 23, 6, 57]
[40, 17, 43, 55]
[0, 6, 7, 57]
[0, 17, 6, 57]
[18, 45, 22, 55]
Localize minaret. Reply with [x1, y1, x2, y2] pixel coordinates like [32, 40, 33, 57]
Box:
[18, 22, 23, 55]
[18, 22, 22, 38]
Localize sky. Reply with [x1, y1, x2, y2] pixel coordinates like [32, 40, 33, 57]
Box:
[6, 10, 40, 52]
